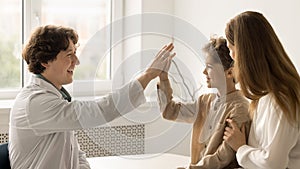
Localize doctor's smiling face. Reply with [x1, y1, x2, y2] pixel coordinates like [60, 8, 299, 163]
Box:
[22, 25, 79, 89]
[41, 39, 80, 89]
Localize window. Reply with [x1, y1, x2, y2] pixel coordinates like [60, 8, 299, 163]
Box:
[37, 0, 111, 80]
[0, 0, 22, 90]
[0, 0, 119, 99]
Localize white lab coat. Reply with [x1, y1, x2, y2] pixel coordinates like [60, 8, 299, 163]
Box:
[9, 75, 146, 169]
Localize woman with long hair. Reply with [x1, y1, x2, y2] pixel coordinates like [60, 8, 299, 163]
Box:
[223, 11, 300, 169]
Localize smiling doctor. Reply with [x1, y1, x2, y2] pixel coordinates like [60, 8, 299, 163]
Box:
[8, 25, 175, 169]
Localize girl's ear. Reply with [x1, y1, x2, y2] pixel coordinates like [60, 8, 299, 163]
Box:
[225, 67, 234, 78]
[226, 67, 237, 83]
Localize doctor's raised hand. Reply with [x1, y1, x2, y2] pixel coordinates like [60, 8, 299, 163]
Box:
[8, 24, 176, 169]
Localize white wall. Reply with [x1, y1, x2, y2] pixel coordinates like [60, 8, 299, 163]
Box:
[173, 0, 300, 70]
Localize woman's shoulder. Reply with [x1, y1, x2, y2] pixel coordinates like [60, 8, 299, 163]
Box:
[258, 93, 279, 110]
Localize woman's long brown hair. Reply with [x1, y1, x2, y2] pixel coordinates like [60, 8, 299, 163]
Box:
[225, 11, 300, 127]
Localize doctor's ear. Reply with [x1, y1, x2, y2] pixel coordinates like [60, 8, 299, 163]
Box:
[41, 62, 49, 68]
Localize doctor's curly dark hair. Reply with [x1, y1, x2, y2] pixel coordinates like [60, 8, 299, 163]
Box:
[22, 25, 78, 74]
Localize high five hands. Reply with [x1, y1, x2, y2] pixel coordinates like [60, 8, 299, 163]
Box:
[137, 43, 176, 89]
[147, 43, 176, 78]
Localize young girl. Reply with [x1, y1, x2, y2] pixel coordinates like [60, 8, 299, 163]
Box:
[157, 36, 250, 169]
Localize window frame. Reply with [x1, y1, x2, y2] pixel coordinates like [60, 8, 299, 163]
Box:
[0, 0, 124, 100]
